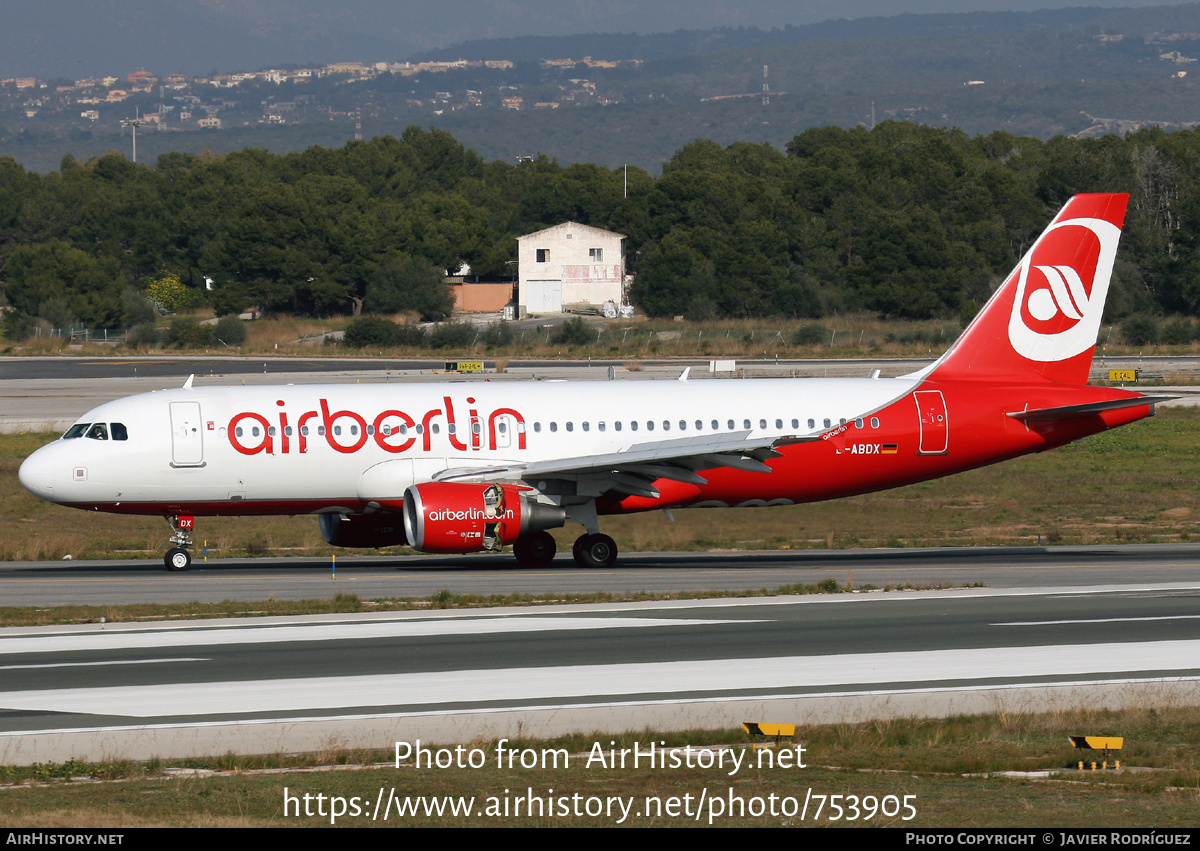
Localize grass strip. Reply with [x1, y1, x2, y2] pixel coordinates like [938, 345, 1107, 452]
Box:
[3, 707, 1199, 827]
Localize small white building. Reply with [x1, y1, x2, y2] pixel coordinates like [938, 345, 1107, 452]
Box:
[517, 221, 625, 314]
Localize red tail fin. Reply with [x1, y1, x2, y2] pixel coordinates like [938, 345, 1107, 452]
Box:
[929, 193, 1128, 385]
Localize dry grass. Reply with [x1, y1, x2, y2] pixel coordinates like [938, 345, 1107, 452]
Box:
[3, 705, 1200, 827]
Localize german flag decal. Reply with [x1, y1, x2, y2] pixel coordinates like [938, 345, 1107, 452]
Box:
[882, 444, 898, 454]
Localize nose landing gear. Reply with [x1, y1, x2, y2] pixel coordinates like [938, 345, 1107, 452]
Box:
[164, 514, 195, 571]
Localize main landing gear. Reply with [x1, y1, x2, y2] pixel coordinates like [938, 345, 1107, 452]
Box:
[510, 531, 619, 568]
[513, 530, 557, 566]
[573, 533, 618, 569]
[164, 514, 194, 571]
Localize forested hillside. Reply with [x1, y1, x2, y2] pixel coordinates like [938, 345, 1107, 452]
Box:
[0, 122, 1196, 336]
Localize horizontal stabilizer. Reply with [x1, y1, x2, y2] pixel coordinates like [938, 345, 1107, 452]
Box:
[1006, 395, 1177, 423]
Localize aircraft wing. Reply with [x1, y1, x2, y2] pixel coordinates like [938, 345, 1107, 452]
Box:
[432, 431, 820, 499]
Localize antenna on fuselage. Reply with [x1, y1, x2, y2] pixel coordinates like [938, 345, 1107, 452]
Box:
[182, 374, 195, 390]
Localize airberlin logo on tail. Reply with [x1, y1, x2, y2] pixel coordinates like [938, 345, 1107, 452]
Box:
[1007, 216, 1121, 363]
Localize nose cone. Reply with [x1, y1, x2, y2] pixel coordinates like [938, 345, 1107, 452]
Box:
[18, 445, 58, 502]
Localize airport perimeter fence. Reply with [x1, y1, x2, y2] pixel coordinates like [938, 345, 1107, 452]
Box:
[30, 326, 129, 344]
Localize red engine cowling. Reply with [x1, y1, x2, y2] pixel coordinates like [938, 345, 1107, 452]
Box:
[402, 482, 566, 554]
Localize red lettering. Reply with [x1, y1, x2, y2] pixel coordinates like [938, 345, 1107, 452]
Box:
[277, 401, 290, 454]
[227, 398, 529, 456]
[468, 397, 480, 450]
[373, 410, 416, 453]
[320, 399, 369, 454]
[444, 396, 468, 451]
[421, 407, 442, 452]
[488, 408, 527, 450]
[228, 412, 273, 455]
[296, 411, 318, 453]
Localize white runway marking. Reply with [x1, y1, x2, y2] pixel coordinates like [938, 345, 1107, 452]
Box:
[0, 616, 748, 655]
[0, 658, 205, 671]
[996, 615, 1200, 626]
[2, 639, 1197, 718]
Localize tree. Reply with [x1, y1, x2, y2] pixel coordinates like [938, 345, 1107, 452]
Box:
[146, 271, 202, 313]
[363, 253, 454, 321]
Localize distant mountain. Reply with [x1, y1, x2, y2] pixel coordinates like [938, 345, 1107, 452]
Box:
[0, 0, 1193, 78]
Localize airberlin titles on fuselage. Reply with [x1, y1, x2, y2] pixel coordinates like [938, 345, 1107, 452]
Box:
[227, 395, 527, 456]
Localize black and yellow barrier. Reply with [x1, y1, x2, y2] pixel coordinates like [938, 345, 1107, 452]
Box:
[1069, 735, 1123, 770]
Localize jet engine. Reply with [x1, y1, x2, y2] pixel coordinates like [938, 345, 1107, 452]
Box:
[402, 482, 566, 553]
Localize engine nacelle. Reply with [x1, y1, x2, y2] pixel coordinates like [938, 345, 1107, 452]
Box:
[402, 482, 566, 554]
[318, 512, 408, 549]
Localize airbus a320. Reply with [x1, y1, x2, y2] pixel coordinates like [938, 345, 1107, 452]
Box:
[19, 193, 1169, 570]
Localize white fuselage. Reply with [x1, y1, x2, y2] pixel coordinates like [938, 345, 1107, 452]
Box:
[19, 376, 917, 514]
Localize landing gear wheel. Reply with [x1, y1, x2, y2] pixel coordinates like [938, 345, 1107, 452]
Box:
[513, 531, 557, 566]
[572, 533, 617, 569]
[165, 547, 192, 572]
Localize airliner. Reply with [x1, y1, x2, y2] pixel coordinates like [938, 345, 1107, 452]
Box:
[19, 193, 1170, 571]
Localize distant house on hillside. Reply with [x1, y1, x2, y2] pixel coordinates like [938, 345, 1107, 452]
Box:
[517, 222, 625, 315]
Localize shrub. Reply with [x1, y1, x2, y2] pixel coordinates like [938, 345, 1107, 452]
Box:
[428, 321, 476, 350]
[1161, 316, 1194, 346]
[343, 316, 399, 348]
[481, 322, 514, 348]
[126, 322, 161, 348]
[552, 317, 593, 346]
[168, 317, 210, 348]
[213, 315, 247, 346]
[792, 323, 828, 346]
[1121, 314, 1161, 346]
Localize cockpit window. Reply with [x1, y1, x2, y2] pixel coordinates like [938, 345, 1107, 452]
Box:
[63, 423, 90, 439]
[86, 423, 109, 441]
[111, 422, 128, 441]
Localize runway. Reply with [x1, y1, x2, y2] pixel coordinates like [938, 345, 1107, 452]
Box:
[3, 543, 1200, 605]
[2, 578, 1198, 764]
[3, 356, 1199, 764]
[4, 355, 1196, 432]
